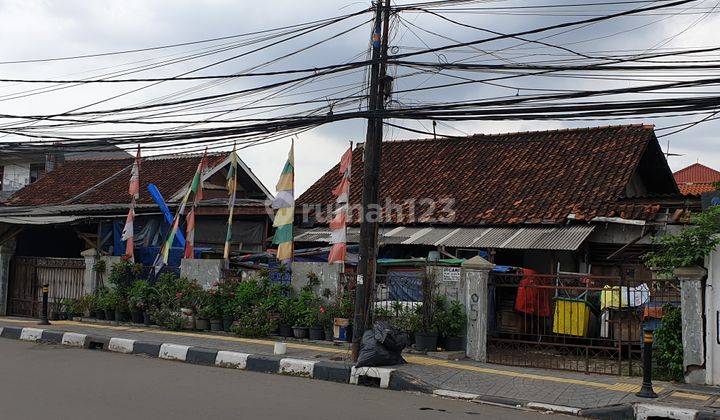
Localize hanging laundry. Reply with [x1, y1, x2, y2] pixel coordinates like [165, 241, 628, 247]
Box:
[600, 283, 650, 310]
[514, 268, 552, 317]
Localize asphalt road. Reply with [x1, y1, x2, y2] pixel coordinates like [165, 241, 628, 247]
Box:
[0, 339, 561, 420]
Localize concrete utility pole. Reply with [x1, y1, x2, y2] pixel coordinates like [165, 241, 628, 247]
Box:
[353, 0, 391, 361]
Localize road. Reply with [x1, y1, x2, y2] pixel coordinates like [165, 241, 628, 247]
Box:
[0, 339, 562, 420]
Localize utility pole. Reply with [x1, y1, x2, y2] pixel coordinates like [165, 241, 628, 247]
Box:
[353, 0, 391, 361]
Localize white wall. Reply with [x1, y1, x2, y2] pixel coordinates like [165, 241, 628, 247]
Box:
[2, 163, 30, 192]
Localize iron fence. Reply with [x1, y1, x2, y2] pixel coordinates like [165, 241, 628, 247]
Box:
[488, 270, 680, 376]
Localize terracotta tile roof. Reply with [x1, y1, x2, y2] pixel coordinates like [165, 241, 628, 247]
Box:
[673, 163, 720, 196]
[7, 153, 228, 206]
[678, 183, 717, 196]
[298, 125, 673, 225]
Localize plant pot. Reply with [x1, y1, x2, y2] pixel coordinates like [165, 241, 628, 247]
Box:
[96, 310, 106, 320]
[292, 326, 309, 339]
[279, 324, 294, 338]
[196, 318, 210, 331]
[105, 309, 115, 321]
[143, 311, 151, 326]
[210, 319, 223, 332]
[309, 326, 324, 341]
[222, 316, 234, 332]
[442, 336, 464, 352]
[130, 310, 143, 324]
[89, 310, 97, 319]
[414, 332, 438, 352]
[115, 309, 125, 322]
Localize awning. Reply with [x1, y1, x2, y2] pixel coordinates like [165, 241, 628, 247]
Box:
[295, 225, 595, 251]
[0, 215, 87, 225]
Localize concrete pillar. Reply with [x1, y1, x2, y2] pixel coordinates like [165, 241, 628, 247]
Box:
[674, 265, 708, 385]
[81, 248, 99, 295]
[180, 258, 225, 290]
[0, 239, 17, 316]
[461, 256, 494, 362]
[705, 246, 720, 386]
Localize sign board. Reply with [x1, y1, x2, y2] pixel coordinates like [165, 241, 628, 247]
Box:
[442, 266, 461, 282]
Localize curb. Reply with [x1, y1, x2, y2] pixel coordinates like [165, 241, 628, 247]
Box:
[2, 326, 719, 419]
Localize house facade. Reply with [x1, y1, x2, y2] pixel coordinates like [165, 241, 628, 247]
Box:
[0, 151, 272, 317]
[296, 125, 698, 278]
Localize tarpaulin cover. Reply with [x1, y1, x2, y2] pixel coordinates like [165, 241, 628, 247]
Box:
[355, 321, 408, 368]
[387, 269, 423, 302]
[514, 268, 553, 317]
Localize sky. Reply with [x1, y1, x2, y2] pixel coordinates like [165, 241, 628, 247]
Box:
[0, 0, 718, 195]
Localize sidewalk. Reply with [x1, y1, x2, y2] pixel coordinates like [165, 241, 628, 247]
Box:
[2, 316, 718, 418]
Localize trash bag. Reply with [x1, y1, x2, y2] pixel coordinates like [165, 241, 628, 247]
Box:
[355, 321, 409, 368]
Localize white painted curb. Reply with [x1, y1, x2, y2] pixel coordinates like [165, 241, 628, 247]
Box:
[635, 404, 697, 420]
[526, 402, 581, 415]
[215, 351, 249, 369]
[433, 389, 480, 400]
[61, 332, 87, 347]
[20, 328, 43, 342]
[159, 343, 190, 361]
[279, 358, 315, 377]
[350, 366, 395, 389]
[108, 338, 135, 354]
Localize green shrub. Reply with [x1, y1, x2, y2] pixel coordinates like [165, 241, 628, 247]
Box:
[128, 280, 153, 312]
[654, 305, 684, 382]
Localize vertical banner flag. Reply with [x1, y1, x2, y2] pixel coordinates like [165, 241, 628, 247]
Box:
[183, 150, 208, 259]
[272, 140, 294, 262]
[155, 150, 207, 273]
[328, 145, 352, 263]
[224, 144, 238, 259]
[121, 145, 141, 261]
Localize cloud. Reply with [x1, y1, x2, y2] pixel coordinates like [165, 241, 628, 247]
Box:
[0, 0, 717, 193]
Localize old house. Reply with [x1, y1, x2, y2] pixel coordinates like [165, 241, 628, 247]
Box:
[296, 125, 697, 278]
[673, 162, 720, 196]
[0, 151, 272, 316]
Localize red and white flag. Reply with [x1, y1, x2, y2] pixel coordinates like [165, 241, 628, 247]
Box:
[122, 146, 141, 261]
[328, 145, 352, 264]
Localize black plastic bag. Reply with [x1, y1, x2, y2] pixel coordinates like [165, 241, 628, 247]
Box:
[355, 321, 409, 367]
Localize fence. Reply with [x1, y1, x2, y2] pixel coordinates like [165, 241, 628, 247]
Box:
[8, 256, 85, 317]
[487, 270, 680, 376]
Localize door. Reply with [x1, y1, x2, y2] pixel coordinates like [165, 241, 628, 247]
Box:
[7, 257, 39, 317]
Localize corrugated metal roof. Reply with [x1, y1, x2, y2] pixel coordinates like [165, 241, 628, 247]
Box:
[295, 225, 594, 251]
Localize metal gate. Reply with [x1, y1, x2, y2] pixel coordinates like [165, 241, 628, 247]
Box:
[487, 271, 680, 376]
[7, 256, 85, 317]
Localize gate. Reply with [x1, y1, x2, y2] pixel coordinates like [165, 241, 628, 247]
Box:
[7, 257, 85, 317]
[487, 271, 679, 376]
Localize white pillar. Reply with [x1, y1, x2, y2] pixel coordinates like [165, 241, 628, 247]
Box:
[705, 247, 720, 385]
[675, 265, 707, 385]
[81, 248, 99, 295]
[461, 256, 493, 362]
[0, 239, 17, 316]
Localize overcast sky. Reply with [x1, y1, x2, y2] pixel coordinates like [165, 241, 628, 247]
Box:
[0, 0, 718, 194]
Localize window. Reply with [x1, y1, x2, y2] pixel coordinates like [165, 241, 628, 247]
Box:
[29, 163, 45, 183]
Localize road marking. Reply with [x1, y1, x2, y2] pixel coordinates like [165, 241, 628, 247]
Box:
[670, 391, 711, 401]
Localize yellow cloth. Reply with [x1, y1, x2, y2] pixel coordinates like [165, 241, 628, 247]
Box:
[276, 173, 294, 191]
[600, 285, 629, 310]
[276, 241, 293, 261]
[273, 207, 294, 227]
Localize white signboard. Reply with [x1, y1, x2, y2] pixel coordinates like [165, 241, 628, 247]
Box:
[442, 267, 461, 282]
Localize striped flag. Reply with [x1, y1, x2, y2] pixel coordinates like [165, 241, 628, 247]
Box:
[122, 146, 141, 261]
[328, 145, 352, 264]
[272, 141, 294, 263]
[224, 145, 238, 259]
[183, 150, 208, 259]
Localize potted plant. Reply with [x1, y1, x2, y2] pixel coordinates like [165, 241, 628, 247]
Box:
[413, 301, 438, 352]
[194, 290, 211, 331]
[391, 304, 420, 346]
[105, 290, 119, 321]
[128, 280, 151, 324]
[278, 297, 297, 338]
[436, 299, 465, 351]
[79, 294, 96, 318]
[95, 290, 107, 320]
[319, 304, 335, 341]
[308, 304, 325, 341]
